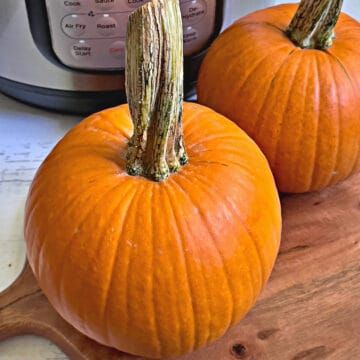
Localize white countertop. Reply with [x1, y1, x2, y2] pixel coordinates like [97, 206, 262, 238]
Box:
[0, 93, 80, 359]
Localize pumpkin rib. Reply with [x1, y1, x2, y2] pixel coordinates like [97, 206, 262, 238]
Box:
[163, 186, 190, 354]
[205, 25, 288, 77]
[183, 108, 209, 130]
[82, 109, 132, 137]
[122, 184, 161, 354]
[148, 184, 165, 358]
[76, 184, 138, 340]
[24, 175, 44, 228]
[90, 115, 132, 137]
[291, 54, 310, 190]
[152, 186, 188, 356]
[170, 174, 217, 346]
[351, 146, 360, 174]
[169, 177, 211, 347]
[178, 172, 236, 326]
[187, 169, 265, 296]
[111, 184, 158, 353]
[330, 41, 360, 58]
[188, 141, 261, 160]
[182, 112, 211, 143]
[228, 213, 267, 299]
[189, 166, 281, 320]
[326, 49, 354, 84]
[49, 143, 126, 157]
[35, 150, 127, 177]
[26, 169, 119, 232]
[238, 4, 297, 28]
[166, 177, 210, 349]
[51, 185, 115, 318]
[35, 182, 108, 284]
[97, 184, 139, 344]
[188, 160, 255, 196]
[179, 174, 236, 342]
[84, 125, 129, 144]
[188, 161, 278, 234]
[325, 50, 360, 178]
[336, 25, 360, 34]
[222, 50, 266, 103]
[307, 54, 321, 191]
[242, 21, 286, 33]
[25, 173, 58, 242]
[184, 107, 245, 144]
[188, 135, 252, 150]
[290, 52, 311, 190]
[105, 182, 153, 352]
[326, 54, 341, 188]
[25, 198, 44, 266]
[185, 170, 259, 305]
[190, 159, 255, 173]
[206, 29, 249, 64]
[186, 163, 279, 320]
[308, 54, 322, 190]
[327, 55, 341, 187]
[312, 54, 338, 189]
[29, 148, 121, 178]
[303, 54, 319, 191]
[198, 41, 291, 115]
[28, 202, 49, 279]
[353, 147, 360, 174]
[188, 156, 279, 224]
[273, 50, 307, 190]
[162, 183, 197, 352]
[271, 50, 304, 170]
[252, 48, 298, 137]
[54, 180, 128, 323]
[232, 45, 291, 111]
[350, 135, 360, 174]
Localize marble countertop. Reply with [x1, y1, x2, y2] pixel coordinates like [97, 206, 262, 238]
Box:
[0, 93, 80, 359]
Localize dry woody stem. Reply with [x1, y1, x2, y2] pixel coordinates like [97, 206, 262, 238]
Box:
[287, 0, 343, 49]
[125, 0, 188, 182]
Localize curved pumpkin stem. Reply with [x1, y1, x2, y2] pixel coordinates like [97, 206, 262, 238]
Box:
[125, 0, 188, 182]
[286, 0, 344, 50]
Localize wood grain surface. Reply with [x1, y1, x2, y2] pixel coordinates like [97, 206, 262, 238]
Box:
[0, 172, 359, 360]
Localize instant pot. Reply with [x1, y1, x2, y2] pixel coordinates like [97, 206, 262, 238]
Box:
[0, 0, 259, 114]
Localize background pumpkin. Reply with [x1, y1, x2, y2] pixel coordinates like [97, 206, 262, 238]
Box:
[198, 0, 360, 193]
[24, 0, 281, 358]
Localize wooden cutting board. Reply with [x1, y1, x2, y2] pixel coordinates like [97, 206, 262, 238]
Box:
[1, 173, 359, 360]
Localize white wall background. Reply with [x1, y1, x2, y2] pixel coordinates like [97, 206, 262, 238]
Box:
[224, 0, 359, 28]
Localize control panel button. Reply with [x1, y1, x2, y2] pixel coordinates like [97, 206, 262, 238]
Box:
[71, 41, 92, 59]
[180, 0, 207, 25]
[96, 15, 118, 36]
[62, 0, 85, 11]
[94, 0, 117, 10]
[183, 26, 198, 44]
[109, 40, 125, 59]
[62, 14, 87, 37]
[45, 0, 217, 70]
[126, 0, 149, 9]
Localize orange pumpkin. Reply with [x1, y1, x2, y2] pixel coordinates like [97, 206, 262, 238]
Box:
[24, 0, 281, 358]
[198, 0, 360, 193]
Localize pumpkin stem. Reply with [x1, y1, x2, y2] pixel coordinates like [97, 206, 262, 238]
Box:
[286, 0, 343, 50]
[125, 0, 188, 182]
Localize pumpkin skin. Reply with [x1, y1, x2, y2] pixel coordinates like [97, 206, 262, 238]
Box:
[25, 103, 281, 358]
[198, 4, 360, 193]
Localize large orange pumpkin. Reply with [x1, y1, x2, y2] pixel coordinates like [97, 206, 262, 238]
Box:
[198, 0, 360, 193]
[24, 0, 281, 358]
